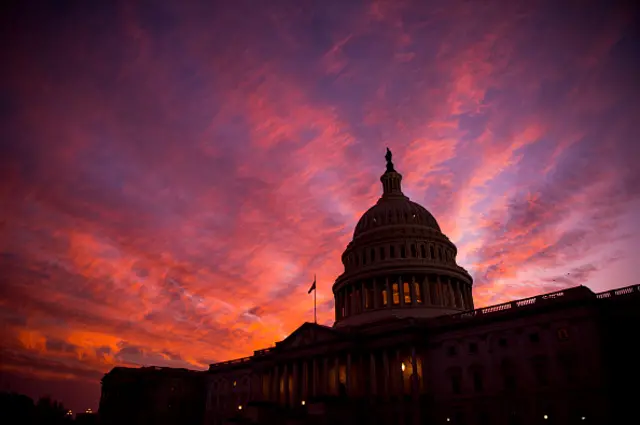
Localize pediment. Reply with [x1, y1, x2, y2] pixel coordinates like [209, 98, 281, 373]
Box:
[275, 322, 341, 351]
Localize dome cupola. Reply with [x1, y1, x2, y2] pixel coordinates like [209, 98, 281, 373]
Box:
[332, 149, 474, 327]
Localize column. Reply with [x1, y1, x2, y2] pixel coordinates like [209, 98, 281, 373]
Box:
[411, 347, 420, 425]
[423, 276, 431, 305]
[345, 287, 351, 316]
[449, 277, 456, 307]
[373, 279, 379, 309]
[411, 347, 419, 397]
[302, 361, 308, 402]
[468, 286, 475, 309]
[283, 364, 289, 406]
[269, 365, 280, 403]
[410, 276, 417, 306]
[292, 362, 298, 406]
[438, 275, 446, 306]
[323, 358, 329, 395]
[334, 356, 341, 395]
[312, 358, 318, 397]
[399, 276, 406, 307]
[383, 350, 390, 399]
[346, 353, 352, 395]
[362, 281, 367, 311]
[370, 352, 377, 397]
[455, 280, 462, 308]
[397, 350, 403, 395]
[385, 277, 391, 308]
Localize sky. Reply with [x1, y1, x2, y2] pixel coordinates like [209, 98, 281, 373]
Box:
[1, 0, 639, 415]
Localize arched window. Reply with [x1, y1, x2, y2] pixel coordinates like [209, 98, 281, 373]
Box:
[447, 367, 462, 394]
[501, 359, 517, 390]
[420, 245, 426, 258]
[410, 244, 417, 257]
[403, 282, 411, 304]
[362, 251, 367, 265]
[531, 355, 550, 386]
[400, 245, 406, 258]
[430, 245, 435, 259]
[390, 246, 396, 258]
[414, 281, 423, 303]
[380, 246, 386, 260]
[438, 247, 443, 260]
[471, 367, 484, 392]
[392, 283, 400, 305]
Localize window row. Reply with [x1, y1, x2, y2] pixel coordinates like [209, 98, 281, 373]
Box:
[446, 354, 578, 394]
[345, 242, 455, 269]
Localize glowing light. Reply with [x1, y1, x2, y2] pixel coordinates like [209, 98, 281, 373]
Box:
[544, 415, 548, 420]
[401, 362, 406, 372]
[582, 417, 586, 421]
[66, 410, 73, 416]
[301, 400, 306, 405]
[238, 405, 242, 410]
[233, 380, 237, 387]
[446, 419, 450, 422]
[85, 408, 93, 414]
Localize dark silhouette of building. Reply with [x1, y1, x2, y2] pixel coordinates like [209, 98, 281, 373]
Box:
[99, 366, 205, 425]
[100, 151, 640, 425]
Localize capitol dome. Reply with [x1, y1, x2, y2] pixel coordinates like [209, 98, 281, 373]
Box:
[333, 149, 474, 327]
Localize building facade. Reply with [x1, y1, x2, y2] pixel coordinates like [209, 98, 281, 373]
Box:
[100, 151, 640, 425]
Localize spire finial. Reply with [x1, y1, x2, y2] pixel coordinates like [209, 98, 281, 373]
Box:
[385, 147, 395, 172]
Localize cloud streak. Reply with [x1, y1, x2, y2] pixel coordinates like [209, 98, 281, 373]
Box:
[1, 0, 638, 413]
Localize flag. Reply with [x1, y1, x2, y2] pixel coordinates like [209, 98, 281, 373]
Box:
[308, 277, 316, 294]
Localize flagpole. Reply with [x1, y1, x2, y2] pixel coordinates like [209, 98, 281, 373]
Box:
[313, 273, 317, 324]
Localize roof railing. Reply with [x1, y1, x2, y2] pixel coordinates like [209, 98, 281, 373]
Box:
[595, 284, 640, 299]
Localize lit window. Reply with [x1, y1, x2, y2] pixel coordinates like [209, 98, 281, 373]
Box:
[392, 283, 400, 305]
[382, 289, 388, 306]
[233, 380, 237, 387]
[404, 282, 411, 304]
[401, 362, 406, 372]
[364, 287, 371, 309]
[414, 282, 422, 303]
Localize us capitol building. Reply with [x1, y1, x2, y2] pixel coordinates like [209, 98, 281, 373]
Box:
[99, 151, 640, 425]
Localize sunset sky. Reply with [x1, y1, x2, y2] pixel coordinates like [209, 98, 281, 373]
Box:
[1, 0, 638, 414]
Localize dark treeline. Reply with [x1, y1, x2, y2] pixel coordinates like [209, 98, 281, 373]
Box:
[0, 391, 80, 425]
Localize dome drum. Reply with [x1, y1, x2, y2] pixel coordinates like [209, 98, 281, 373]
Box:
[333, 272, 473, 328]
